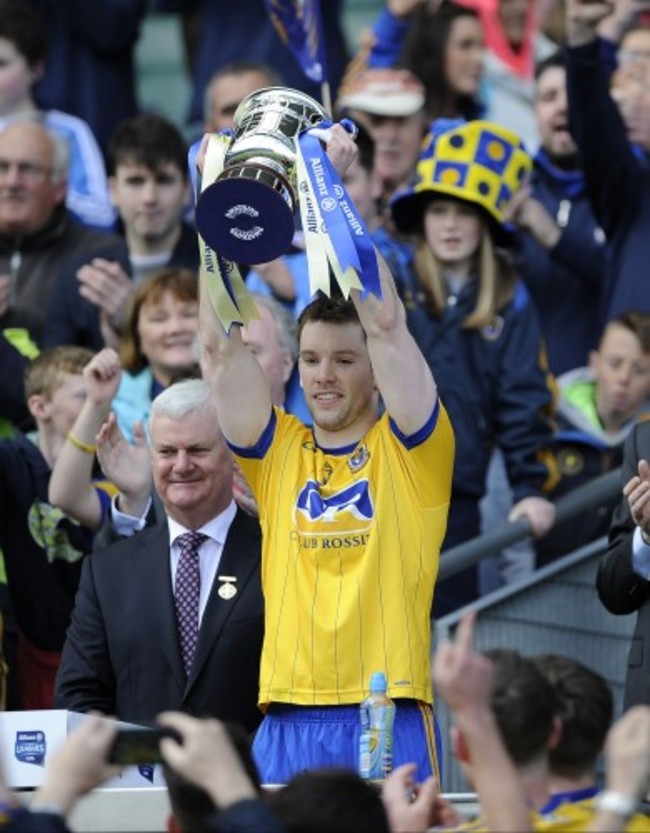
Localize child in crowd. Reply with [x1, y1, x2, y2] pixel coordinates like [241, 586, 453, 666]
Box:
[48, 269, 200, 531]
[390, 118, 556, 615]
[48, 348, 122, 534]
[537, 310, 650, 566]
[0, 347, 115, 708]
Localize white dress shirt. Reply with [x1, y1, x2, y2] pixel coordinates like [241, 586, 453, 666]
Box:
[110, 494, 152, 536]
[631, 527, 650, 581]
[167, 501, 238, 624]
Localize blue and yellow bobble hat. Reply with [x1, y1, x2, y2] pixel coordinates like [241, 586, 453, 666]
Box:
[391, 118, 532, 243]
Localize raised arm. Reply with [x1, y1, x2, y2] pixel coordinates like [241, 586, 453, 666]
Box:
[565, 0, 644, 234]
[351, 250, 438, 435]
[433, 612, 532, 833]
[48, 348, 121, 531]
[345, 0, 415, 77]
[320, 124, 437, 434]
[158, 712, 258, 807]
[198, 278, 273, 448]
[588, 706, 650, 833]
[566, 0, 612, 46]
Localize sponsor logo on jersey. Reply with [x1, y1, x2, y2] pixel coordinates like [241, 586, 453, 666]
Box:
[294, 478, 374, 541]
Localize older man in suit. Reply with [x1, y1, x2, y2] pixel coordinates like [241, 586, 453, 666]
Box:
[598, 421, 650, 709]
[54, 379, 264, 731]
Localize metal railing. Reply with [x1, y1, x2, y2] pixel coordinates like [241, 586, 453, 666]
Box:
[438, 467, 623, 581]
[433, 466, 631, 793]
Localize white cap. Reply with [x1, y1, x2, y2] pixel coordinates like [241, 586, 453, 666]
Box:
[337, 68, 426, 117]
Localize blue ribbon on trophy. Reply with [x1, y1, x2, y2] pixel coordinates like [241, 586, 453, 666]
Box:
[193, 87, 381, 333]
[297, 127, 380, 299]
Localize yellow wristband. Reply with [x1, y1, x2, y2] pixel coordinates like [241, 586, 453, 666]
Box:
[66, 432, 96, 455]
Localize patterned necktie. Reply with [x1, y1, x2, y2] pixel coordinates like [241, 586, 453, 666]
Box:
[174, 531, 208, 676]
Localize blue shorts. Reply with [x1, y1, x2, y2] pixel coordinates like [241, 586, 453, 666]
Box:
[252, 700, 441, 785]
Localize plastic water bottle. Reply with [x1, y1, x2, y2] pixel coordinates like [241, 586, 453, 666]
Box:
[358, 671, 395, 782]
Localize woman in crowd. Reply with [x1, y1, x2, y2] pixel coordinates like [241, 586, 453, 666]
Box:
[47, 267, 199, 532]
[359, 0, 555, 149]
[349, 0, 485, 123]
[112, 266, 199, 443]
[400, 0, 485, 122]
[389, 118, 556, 615]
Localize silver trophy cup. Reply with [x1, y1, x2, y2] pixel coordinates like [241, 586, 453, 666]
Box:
[195, 86, 328, 265]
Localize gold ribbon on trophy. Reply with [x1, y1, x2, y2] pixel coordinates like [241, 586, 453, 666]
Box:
[197, 134, 259, 332]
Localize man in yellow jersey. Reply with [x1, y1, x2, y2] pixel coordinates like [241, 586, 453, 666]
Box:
[431, 649, 650, 833]
[532, 654, 650, 833]
[380, 623, 650, 833]
[199, 123, 454, 784]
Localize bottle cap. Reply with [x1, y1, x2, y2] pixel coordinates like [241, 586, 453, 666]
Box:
[369, 672, 388, 693]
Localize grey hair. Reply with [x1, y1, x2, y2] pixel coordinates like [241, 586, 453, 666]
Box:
[251, 292, 299, 361]
[2, 115, 69, 183]
[149, 379, 217, 428]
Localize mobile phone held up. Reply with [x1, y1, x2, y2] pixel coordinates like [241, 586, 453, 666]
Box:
[108, 726, 182, 765]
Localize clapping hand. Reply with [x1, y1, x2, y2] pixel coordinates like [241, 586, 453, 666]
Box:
[77, 258, 134, 334]
[97, 413, 152, 517]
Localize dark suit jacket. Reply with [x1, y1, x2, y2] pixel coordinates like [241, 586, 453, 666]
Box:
[597, 422, 650, 708]
[54, 508, 264, 732]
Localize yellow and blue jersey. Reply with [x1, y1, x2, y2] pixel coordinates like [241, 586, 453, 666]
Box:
[443, 789, 650, 833]
[536, 794, 650, 833]
[231, 400, 454, 708]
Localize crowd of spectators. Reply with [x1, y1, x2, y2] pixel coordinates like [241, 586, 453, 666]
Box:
[0, 614, 648, 831]
[0, 0, 649, 828]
